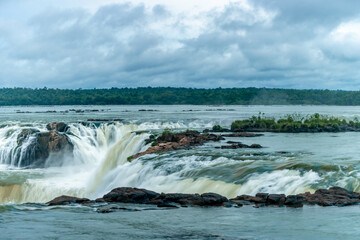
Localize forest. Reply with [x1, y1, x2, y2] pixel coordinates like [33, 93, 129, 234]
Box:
[1, 87, 360, 105]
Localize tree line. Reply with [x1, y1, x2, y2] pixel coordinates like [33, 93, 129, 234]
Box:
[1, 87, 360, 105]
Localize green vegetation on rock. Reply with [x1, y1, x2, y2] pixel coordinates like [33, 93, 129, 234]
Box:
[231, 113, 360, 132]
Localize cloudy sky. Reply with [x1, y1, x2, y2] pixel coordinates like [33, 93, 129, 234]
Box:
[1, 0, 360, 89]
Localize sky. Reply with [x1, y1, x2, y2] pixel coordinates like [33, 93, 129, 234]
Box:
[1, 0, 360, 89]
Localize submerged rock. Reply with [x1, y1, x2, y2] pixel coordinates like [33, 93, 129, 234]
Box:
[218, 143, 262, 149]
[47, 195, 90, 206]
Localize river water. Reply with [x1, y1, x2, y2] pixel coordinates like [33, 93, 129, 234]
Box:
[1, 105, 360, 239]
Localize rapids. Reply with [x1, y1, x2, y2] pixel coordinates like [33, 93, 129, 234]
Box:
[0, 105, 360, 205]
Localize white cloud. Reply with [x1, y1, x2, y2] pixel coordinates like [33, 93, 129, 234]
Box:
[1, 0, 360, 89]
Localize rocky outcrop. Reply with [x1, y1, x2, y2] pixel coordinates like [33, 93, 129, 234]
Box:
[15, 126, 74, 167]
[230, 186, 360, 207]
[46, 122, 69, 132]
[131, 131, 223, 160]
[46, 186, 360, 211]
[100, 187, 229, 207]
[47, 195, 90, 206]
[217, 143, 262, 149]
[33, 131, 74, 162]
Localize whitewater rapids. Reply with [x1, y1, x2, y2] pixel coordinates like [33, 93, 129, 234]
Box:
[0, 121, 358, 204]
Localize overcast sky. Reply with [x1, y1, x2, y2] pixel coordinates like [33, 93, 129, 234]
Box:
[1, 0, 360, 89]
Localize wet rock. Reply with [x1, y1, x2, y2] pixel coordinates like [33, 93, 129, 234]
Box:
[131, 131, 223, 160]
[298, 187, 360, 206]
[47, 195, 90, 206]
[87, 119, 110, 122]
[157, 203, 179, 208]
[267, 194, 286, 205]
[230, 186, 360, 208]
[103, 187, 160, 204]
[17, 129, 40, 145]
[34, 131, 74, 162]
[230, 195, 266, 204]
[96, 206, 141, 213]
[15, 128, 74, 167]
[101, 188, 229, 207]
[250, 144, 262, 148]
[284, 195, 304, 208]
[219, 143, 262, 149]
[46, 122, 69, 132]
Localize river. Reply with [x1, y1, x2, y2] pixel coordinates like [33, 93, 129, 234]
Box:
[1, 105, 360, 239]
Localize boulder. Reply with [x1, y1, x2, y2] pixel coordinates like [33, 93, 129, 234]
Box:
[46, 122, 69, 132]
[47, 195, 90, 206]
[103, 187, 160, 204]
[34, 131, 74, 162]
[15, 129, 74, 167]
[101, 188, 229, 207]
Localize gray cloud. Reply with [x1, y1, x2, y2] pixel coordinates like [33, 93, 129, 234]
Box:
[1, 0, 360, 89]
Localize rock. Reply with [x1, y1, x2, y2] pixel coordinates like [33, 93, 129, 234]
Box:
[284, 195, 304, 208]
[47, 195, 90, 206]
[220, 143, 262, 149]
[101, 188, 229, 207]
[34, 131, 74, 162]
[103, 187, 160, 204]
[230, 195, 266, 204]
[46, 122, 69, 132]
[131, 131, 223, 160]
[15, 130, 74, 167]
[200, 193, 229, 206]
[17, 129, 40, 145]
[250, 144, 262, 148]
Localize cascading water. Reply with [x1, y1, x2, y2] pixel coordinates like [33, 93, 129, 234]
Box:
[0, 117, 359, 204]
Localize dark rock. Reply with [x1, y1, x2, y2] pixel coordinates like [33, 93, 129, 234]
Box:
[131, 131, 223, 160]
[87, 119, 110, 122]
[230, 195, 266, 204]
[220, 143, 262, 149]
[101, 188, 228, 207]
[250, 144, 262, 148]
[285, 195, 304, 208]
[47, 195, 90, 206]
[17, 129, 40, 145]
[256, 193, 269, 201]
[200, 193, 229, 206]
[46, 122, 69, 132]
[15, 129, 74, 167]
[103, 187, 160, 204]
[33, 131, 74, 163]
[266, 194, 286, 205]
[157, 203, 179, 208]
[221, 144, 239, 149]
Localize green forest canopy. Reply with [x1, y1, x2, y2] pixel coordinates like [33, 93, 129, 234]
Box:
[1, 87, 360, 105]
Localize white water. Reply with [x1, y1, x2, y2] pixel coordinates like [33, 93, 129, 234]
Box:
[0, 115, 358, 204]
